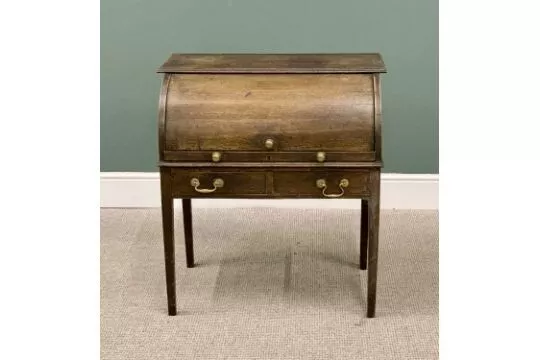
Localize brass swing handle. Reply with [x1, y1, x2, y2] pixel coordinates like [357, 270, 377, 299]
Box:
[190, 178, 224, 193]
[316, 178, 349, 198]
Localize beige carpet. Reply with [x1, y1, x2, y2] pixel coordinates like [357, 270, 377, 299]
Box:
[101, 208, 438, 360]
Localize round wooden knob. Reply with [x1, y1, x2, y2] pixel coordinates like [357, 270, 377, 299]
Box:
[264, 138, 274, 149]
[316, 152, 326, 162]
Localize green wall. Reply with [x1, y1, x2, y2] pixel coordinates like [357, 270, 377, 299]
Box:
[101, 0, 438, 173]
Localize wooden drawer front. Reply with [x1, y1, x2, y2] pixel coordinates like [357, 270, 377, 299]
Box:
[272, 170, 370, 198]
[164, 74, 375, 153]
[162, 150, 376, 163]
[170, 170, 267, 197]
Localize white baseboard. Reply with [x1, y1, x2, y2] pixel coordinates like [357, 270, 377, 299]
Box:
[100, 172, 438, 209]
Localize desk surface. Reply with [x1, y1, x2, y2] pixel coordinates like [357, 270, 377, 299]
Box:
[157, 53, 387, 74]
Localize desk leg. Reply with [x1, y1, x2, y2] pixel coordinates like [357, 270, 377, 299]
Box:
[182, 199, 194, 268]
[360, 199, 369, 270]
[367, 171, 381, 318]
[160, 169, 176, 316]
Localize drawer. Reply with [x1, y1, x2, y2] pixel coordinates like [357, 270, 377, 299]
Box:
[162, 150, 376, 163]
[170, 169, 267, 197]
[163, 74, 376, 157]
[272, 170, 371, 198]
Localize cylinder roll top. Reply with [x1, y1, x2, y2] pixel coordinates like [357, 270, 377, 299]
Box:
[158, 54, 385, 163]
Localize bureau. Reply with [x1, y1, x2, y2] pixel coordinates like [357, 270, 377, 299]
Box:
[157, 54, 386, 317]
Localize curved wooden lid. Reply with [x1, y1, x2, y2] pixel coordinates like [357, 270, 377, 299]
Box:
[157, 53, 386, 74]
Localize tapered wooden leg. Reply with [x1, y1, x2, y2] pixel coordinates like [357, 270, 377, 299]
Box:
[160, 168, 176, 316]
[182, 199, 194, 268]
[360, 199, 369, 270]
[367, 171, 381, 318]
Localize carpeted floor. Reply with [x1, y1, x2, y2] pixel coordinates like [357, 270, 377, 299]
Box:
[101, 208, 438, 360]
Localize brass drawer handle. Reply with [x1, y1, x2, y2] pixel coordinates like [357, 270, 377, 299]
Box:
[316, 178, 349, 198]
[190, 178, 224, 193]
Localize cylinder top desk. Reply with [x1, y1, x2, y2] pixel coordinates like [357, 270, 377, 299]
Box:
[156, 53, 386, 317]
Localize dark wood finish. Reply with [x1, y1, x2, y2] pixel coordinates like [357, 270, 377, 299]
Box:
[158, 53, 387, 73]
[272, 170, 370, 197]
[157, 74, 171, 161]
[170, 169, 267, 197]
[360, 199, 369, 270]
[373, 74, 383, 162]
[159, 168, 176, 316]
[159, 161, 383, 168]
[367, 171, 381, 318]
[157, 53, 385, 318]
[182, 199, 194, 268]
[163, 151, 376, 163]
[167, 168, 374, 199]
[164, 74, 375, 155]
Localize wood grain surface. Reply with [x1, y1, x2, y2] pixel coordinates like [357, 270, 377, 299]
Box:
[158, 53, 387, 73]
[157, 53, 385, 317]
[165, 74, 375, 154]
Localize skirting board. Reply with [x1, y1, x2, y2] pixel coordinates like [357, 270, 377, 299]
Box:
[101, 172, 438, 209]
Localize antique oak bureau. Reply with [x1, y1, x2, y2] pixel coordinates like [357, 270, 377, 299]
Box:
[157, 54, 386, 318]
